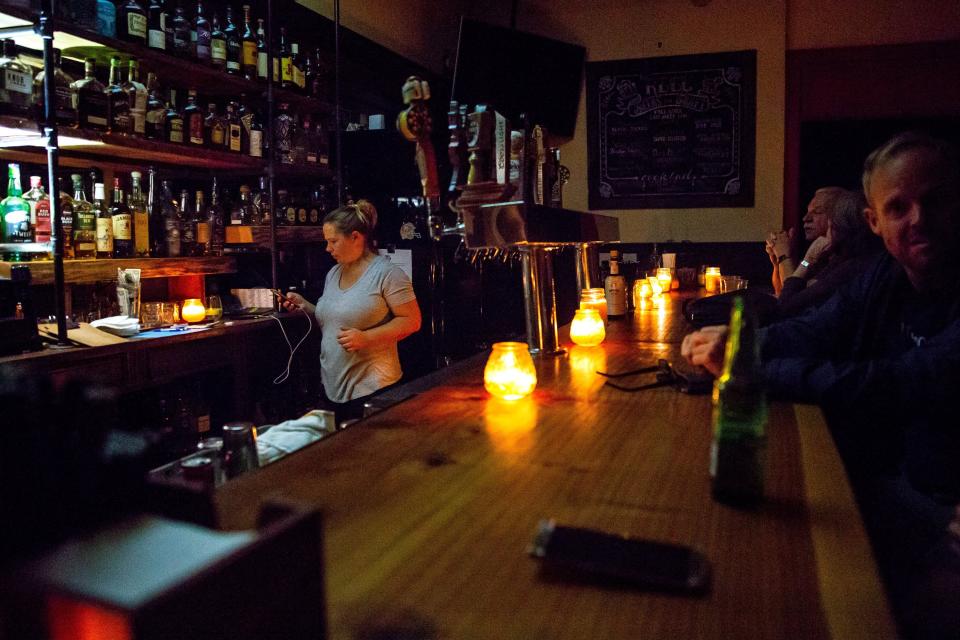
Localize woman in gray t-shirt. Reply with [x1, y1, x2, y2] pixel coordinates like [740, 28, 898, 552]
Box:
[282, 200, 421, 422]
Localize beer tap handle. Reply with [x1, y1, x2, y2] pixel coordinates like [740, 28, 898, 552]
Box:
[398, 76, 442, 239]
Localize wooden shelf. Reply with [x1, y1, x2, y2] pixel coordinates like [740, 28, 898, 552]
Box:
[224, 225, 324, 247]
[0, 256, 236, 284]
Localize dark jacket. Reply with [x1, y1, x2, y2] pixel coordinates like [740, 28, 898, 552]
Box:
[760, 252, 960, 502]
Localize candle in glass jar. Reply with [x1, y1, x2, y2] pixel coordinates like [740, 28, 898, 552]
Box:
[704, 267, 722, 293]
[484, 342, 538, 400]
[579, 288, 608, 324]
[569, 308, 605, 347]
[181, 298, 207, 323]
[656, 267, 673, 291]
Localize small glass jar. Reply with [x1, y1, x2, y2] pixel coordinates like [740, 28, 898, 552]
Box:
[180, 298, 206, 323]
[569, 308, 605, 347]
[579, 287, 608, 324]
[484, 342, 537, 401]
[704, 267, 722, 294]
[656, 267, 673, 292]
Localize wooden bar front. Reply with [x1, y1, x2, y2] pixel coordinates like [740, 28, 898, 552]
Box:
[215, 293, 895, 639]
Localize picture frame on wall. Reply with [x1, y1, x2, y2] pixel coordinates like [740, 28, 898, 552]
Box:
[586, 49, 756, 210]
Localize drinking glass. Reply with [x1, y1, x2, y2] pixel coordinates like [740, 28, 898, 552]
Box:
[206, 295, 223, 322]
[159, 302, 179, 325]
[140, 302, 162, 329]
[720, 275, 745, 294]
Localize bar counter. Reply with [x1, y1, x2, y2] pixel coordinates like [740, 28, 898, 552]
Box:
[215, 293, 895, 639]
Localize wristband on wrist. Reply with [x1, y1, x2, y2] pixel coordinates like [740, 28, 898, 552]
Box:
[800, 259, 810, 268]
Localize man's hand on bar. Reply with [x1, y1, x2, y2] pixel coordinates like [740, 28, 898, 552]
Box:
[681, 325, 729, 377]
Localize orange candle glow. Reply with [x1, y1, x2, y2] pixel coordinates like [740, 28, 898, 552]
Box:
[180, 298, 207, 323]
[656, 267, 673, 291]
[647, 276, 663, 296]
[704, 267, 722, 294]
[579, 288, 608, 324]
[569, 308, 605, 347]
[484, 342, 537, 400]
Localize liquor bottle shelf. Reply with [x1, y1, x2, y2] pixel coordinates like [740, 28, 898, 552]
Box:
[224, 224, 325, 247]
[0, 256, 237, 284]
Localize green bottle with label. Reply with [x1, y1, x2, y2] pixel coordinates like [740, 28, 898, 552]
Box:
[2, 163, 31, 261]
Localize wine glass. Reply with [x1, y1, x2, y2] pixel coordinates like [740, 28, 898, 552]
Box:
[206, 295, 223, 322]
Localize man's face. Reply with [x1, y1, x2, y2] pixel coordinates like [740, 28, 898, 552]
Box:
[864, 147, 960, 289]
[802, 192, 831, 241]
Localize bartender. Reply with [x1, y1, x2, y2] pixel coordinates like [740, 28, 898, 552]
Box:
[282, 200, 421, 423]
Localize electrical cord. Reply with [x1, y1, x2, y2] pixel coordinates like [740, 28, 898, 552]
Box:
[271, 305, 314, 385]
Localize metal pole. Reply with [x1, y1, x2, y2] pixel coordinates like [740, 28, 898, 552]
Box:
[38, 0, 68, 345]
[267, 0, 276, 291]
[333, 0, 342, 206]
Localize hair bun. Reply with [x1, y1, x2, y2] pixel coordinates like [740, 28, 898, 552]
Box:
[355, 199, 378, 231]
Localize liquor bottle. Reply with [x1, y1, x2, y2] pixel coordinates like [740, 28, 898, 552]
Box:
[253, 176, 270, 225]
[304, 46, 316, 98]
[223, 6, 241, 76]
[710, 295, 767, 506]
[302, 113, 317, 164]
[310, 47, 325, 99]
[208, 177, 224, 255]
[315, 118, 330, 166]
[160, 180, 181, 257]
[129, 171, 149, 257]
[275, 189, 289, 226]
[165, 89, 184, 144]
[292, 113, 307, 165]
[255, 18, 268, 82]
[118, 0, 148, 45]
[144, 72, 166, 140]
[2, 165, 30, 253]
[0, 39, 34, 117]
[33, 49, 76, 126]
[225, 101, 242, 153]
[106, 56, 132, 135]
[110, 178, 133, 258]
[240, 5, 257, 80]
[604, 248, 627, 318]
[147, 0, 167, 50]
[194, 0, 211, 63]
[183, 89, 204, 146]
[275, 102, 294, 164]
[171, 3, 192, 58]
[23, 176, 51, 246]
[147, 167, 165, 257]
[204, 102, 225, 147]
[71, 174, 97, 259]
[247, 107, 263, 158]
[194, 190, 210, 255]
[210, 12, 226, 70]
[231, 185, 256, 225]
[179, 189, 196, 256]
[123, 59, 148, 137]
[96, 0, 117, 38]
[290, 43, 305, 92]
[57, 177, 75, 259]
[93, 183, 113, 259]
[280, 29, 294, 89]
[307, 188, 320, 225]
[237, 94, 251, 153]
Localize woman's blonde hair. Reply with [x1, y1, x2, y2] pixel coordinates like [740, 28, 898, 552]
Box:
[323, 199, 378, 252]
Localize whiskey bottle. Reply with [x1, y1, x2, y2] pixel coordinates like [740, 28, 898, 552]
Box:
[274, 102, 294, 164]
[2, 164, 30, 252]
[57, 177, 75, 259]
[71, 174, 96, 259]
[165, 89, 184, 144]
[253, 176, 270, 225]
[184, 89, 204, 146]
[208, 177, 224, 255]
[225, 101, 242, 153]
[93, 183, 113, 259]
[0, 39, 34, 117]
[144, 72, 166, 140]
[223, 5, 241, 76]
[122, 58, 148, 137]
[275, 189, 289, 226]
[129, 171, 149, 257]
[280, 29, 294, 88]
[147, 167, 165, 257]
[194, 190, 210, 256]
[171, 3, 192, 58]
[179, 189, 196, 256]
[147, 0, 167, 50]
[255, 18, 268, 82]
[194, 0, 211, 63]
[23, 176, 51, 246]
[247, 107, 263, 158]
[110, 178, 133, 258]
[604, 249, 627, 318]
[210, 12, 226, 70]
[96, 0, 117, 38]
[33, 48, 76, 126]
[204, 102, 225, 147]
[160, 180, 181, 257]
[240, 5, 257, 81]
[106, 56, 132, 135]
[118, 0, 148, 45]
[232, 185, 255, 225]
[291, 43, 305, 92]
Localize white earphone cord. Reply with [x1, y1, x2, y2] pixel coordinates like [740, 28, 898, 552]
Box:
[272, 305, 314, 385]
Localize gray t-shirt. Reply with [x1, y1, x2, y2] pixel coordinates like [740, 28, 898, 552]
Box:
[316, 255, 416, 403]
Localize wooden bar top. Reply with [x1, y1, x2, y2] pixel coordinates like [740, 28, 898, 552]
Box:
[215, 293, 896, 639]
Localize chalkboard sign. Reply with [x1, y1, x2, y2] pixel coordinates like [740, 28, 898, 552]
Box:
[587, 50, 756, 209]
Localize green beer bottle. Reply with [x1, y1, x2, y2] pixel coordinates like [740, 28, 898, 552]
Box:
[710, 295, 767, 505]
[2, 163, 31, 261]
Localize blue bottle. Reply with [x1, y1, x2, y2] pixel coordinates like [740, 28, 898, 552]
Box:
[96, 0, 117, 38]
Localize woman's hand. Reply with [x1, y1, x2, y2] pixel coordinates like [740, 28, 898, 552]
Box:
[337, 327, 368, 352]
[280, 291, 307, 311]
[681, 325, 729, 377]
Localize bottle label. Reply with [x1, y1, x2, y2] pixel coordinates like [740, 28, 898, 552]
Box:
[97, 3, 117, 37]
[4, 69, 31, 95]
[82, 92, 109, 128]
[281, 57, 293, 83]
[164, 218, 180, 256]
[134, 211, 149, 255]
[273, 58, 279, 82]
[96, 218, 114, 252]
[169, 119, 183, 143]
[605, 276, 627, 315]
[297, 208, 307, 224]
[189, 114, 204, 145]
[309, 207, 319, 224]
[149, 28, 166, 49]
[242, 42, 257, 67]
[112, 213, 132, 240]
[211, 124, 225, 146]
[4, 208, 30, 242]
[226, 56, 240, 72]
[211, 39, 227, 62]
[196, 27, 211, 60]
[127, 13, 147, 39]
[285, 206, 296, 224]
[248, 130, 263, 157]
[294, 66, 304, 89]
[229, 123, 241, 152]
[34, 199, 51, 243]
[181, 222, 196, 244]
[197, 413, 211, 433]
[196, 221, 211, 243]
[257, 52, 268, 79]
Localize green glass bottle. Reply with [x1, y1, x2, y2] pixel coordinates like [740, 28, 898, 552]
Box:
[2, 163, 31, 261]
[71, 174, 97, 259]
[710, 295, 767, 506]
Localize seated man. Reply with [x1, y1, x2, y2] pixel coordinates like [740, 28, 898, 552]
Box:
[765, 186, 837, 294]
[683, 132, 960, 639]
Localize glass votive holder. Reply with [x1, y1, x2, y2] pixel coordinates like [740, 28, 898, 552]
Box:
[140, 301, 162, 329]
[484, 342, 537, 401]
[180, 298, 207, 323]
[159, 302, 180, 325]
[569, 308, 605, 347]
[579, 288, 608, 324]
[646, 275, 663, 296]
[632, 279, 652, 307]
[656, 267, 673, 292]
[720, 275, 748, 293]
[704, 267, 722, 294]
